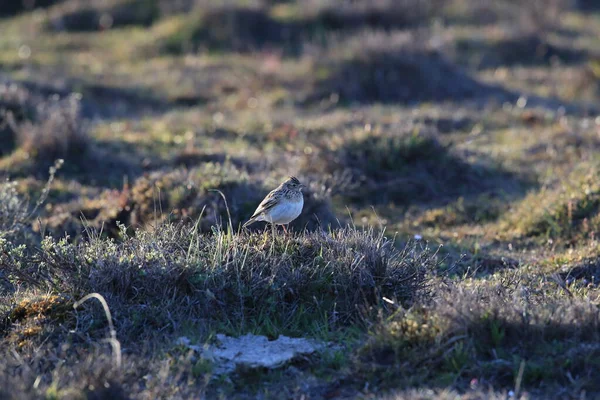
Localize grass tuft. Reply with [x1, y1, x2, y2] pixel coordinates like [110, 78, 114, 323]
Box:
[17, 94, 89, 164]
[361, 279, 600, 393]
[47, 0, 163, 32]
[0, 82, 41, 156]
[0, 81, 90, 172]
[4, 224, 434, 341]
[312, 34, 496, 105]
[305, 127, 523, 205]
[503, 161, 600, 243]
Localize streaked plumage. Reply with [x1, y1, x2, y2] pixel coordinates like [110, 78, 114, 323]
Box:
[243, 176, 304, 232]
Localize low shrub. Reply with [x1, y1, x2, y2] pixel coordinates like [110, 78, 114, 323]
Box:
[4, 224, 435, 340]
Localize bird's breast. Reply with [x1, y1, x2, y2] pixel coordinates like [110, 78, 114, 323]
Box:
[270, 197, 303, 224]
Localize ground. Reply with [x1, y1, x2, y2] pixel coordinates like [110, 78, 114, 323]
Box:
[1, 0, 600, 399]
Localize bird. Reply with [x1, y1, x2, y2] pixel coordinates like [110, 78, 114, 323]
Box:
[243, 176, 304, 235]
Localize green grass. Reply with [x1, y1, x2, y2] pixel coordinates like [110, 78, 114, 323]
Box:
[502, 161, 600, 244]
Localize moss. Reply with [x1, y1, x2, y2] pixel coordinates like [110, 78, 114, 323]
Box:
[8, 295, 71, 323]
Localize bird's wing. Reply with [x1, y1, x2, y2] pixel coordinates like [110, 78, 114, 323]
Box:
[249, 189, 280, 219]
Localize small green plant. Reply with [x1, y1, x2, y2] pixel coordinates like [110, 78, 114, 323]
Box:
[192, 357, 214, 378]
[318, 349, 349, 374]
[489, 319, 506, 348]
[445, 341, 472, 373]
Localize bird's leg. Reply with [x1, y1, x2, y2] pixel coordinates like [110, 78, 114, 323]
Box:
[282, 224, 288, 235]
[270, 223, 276, 255]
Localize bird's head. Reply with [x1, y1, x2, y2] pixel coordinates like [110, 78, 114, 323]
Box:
[283, 176, 304, 191]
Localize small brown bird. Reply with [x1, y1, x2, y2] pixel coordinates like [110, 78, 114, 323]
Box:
[243, 176, 304, 234]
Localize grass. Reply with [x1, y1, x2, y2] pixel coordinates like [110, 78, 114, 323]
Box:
[361, 279, 600, 395]
[0, 221, 435, 398]
[46, 0, 162, 32]
[303, 122, 526, 206]
[502, 161, 600, 244]
[313, 38, 494, 105]
[2, 0, 600, 398]
[0, 82, 91, 177]
[6, 224, 434, 337]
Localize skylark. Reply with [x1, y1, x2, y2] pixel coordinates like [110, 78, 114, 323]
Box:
[243, 176, 304, 234]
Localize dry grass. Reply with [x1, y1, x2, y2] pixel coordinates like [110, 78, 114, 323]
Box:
[361, 277, 600, 395]
[3, 224, 434, 338]
[17, 95, 89, 163]
[0, 82, 40, 156]
[0, 181, 29, 238]
[0, 221, 436, 398]
[0, 81, 90, 170]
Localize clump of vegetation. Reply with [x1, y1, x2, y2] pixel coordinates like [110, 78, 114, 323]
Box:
[313, 34, 493, 104]
[447, 0, 573, 31]
[129, 162, 254, 230]
[160, 5, 298, 54]
[129, 164, 337, 232]
[361, 280, 600, 394]
[456, 33, 588, 69]
[47, 0, 167, 32]
[7, 294, 71, 324]
[0, 182, 31, 296]
[0, 342, 133, 400]
[0, 116, 17, 156]
[0, 82, 41, 156]
[0, 170, 61, 249]
[2, 223, 435, 343]
[17, 94, 89, 164]
[414, 194, 508, 228]
[37, 163, 337, 238]
[2, 294, 73, 350]
[305, 128, 520, 205]
[503, 162, 600, 243]
[302, 0, 446, 31]
[36, 163, 241, 238]
[0, 0, 62, 17]
[160, 0, 446, 55]
[0, 81, 90, 171]
[0, 181, 29, 238]
[37, 185, 130, 238]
